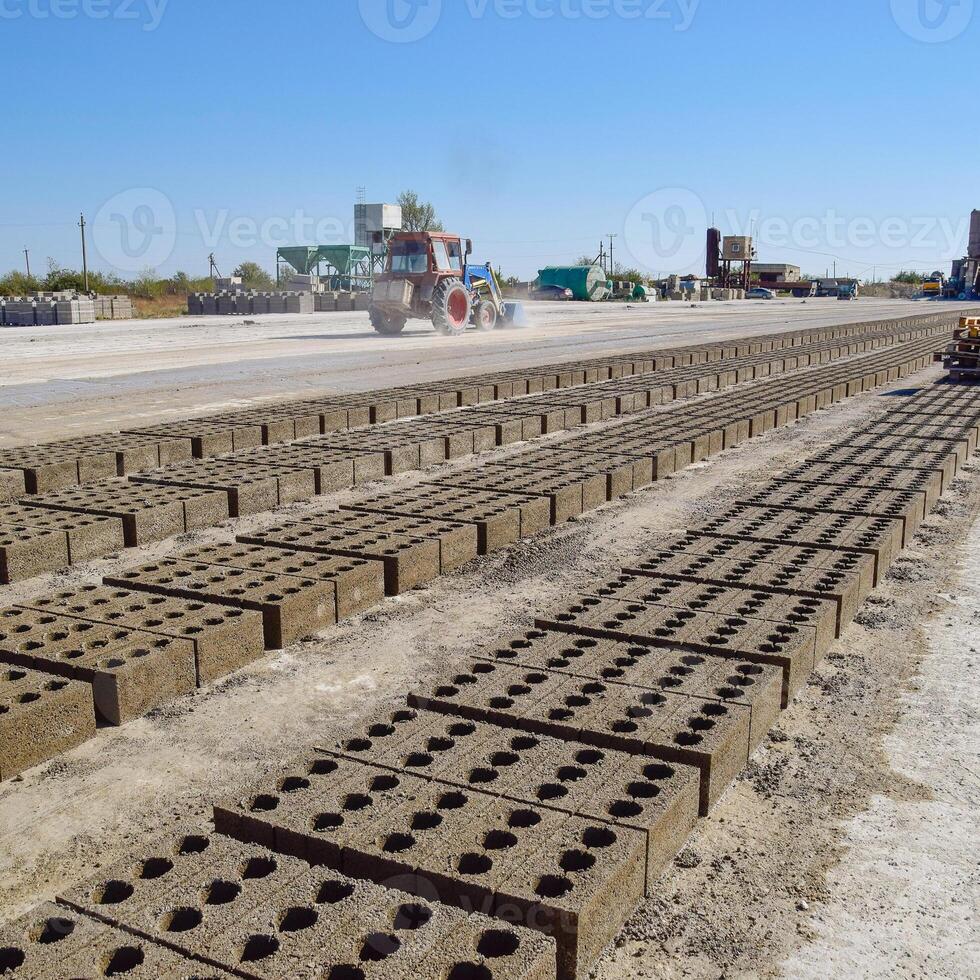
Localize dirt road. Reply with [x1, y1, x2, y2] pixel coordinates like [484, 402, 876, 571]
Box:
[2, 298, 971, 446]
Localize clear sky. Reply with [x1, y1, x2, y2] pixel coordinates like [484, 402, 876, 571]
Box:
[2, 0, 977, 282]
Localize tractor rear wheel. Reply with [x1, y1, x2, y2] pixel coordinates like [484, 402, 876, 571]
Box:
[370, 307, 407, 336]
[431, 279, 472, 337]
[473, 301, 498, 331]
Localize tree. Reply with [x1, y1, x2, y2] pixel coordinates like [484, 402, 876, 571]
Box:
[892, 270, 924, 285]
[397, 190, 444, 232]
[233, 262, 275, 289]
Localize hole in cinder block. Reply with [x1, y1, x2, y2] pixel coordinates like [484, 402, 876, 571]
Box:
[438, 791, 468, 810]
[366, 723, 395, 739]
[469, 768, 499, 785]
[383, 833, 416, 854]
[583, 826, 617, 849]
[361, 933, 401, 962]
[95, 881, 134, 905]
[0, 949, 25, 971]
[411, 811, 442, 831]
[242, 857, 278, 880]
[447, 965, 493, 980]
[575, 748, 604, 766]
[344, 738, 372, 752]
[483, 830, 518, 851]
[427, 736, 455, 753]
[137, 857, 173, 881]
[250, 794, 280, 813]
[405, 752, 434, 768]
[102, 945, 145, 976]
[477, 929, 520, 958]
[162, 907, 202, 933]
[309, 759, 339, 777]
[537, 783, 568, 801]
[370, 774, 399, 792]
[560, 849, 596, 873]
[240, 934, 280, 963]
[342, 794, 373, 812]
[316, 879, 355, 905]
[609, 799, 643, 818]
[489, 751, 519, 768]
[177, 835, 209, 856]
[675, 731, 703, 746]
[508, 809, 541, 829]
[535, 874, 573, 899]
[32, 916, 75, 944]
[394, 902, 432, 931]
[458, 853, 493, 875]
[204, 880, 241, 906]
[280, 777, 310, 794]
[278, 906, 318, 933]
[327, 966, 365, 980]
[448, 722, 476, 737]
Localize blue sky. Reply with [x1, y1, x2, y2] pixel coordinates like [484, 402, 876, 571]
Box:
[2, 0, 977, 282]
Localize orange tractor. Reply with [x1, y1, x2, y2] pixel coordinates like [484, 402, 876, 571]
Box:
[369, 231, 526, 337]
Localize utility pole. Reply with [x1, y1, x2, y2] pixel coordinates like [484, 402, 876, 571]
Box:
[608, 234, 617, 278]
[79, 213, 89, 291]
[208, 253, 220, 281]
[23, 249, 30, 279]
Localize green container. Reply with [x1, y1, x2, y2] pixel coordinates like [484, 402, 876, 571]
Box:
[536, 266, 609, 302]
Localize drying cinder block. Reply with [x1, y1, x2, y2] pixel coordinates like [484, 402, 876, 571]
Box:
[625, 542, 874, 637]
[0, 607, 196, 727]
[237, 521, 440, 595]
[471, 627, 783, 751]
[0, 902, 211, 978]
[63, 819, 555, 979]
[0, 665, 95, 780]
[20, 585, 266, 686]
[0, 503, 126, 564]
[534, 594, 815, 706]
[0, 467, 25, 502]
[346, 484, 552, 554]
[22, 482, 228, 547]
[302, 509, 479, 572]
[0, 523, 71, 584]
[321, 706, 700, 895]
[177, 541, 385, 620]
[216, 753, 644, 980]
[104, 559, 337, 650]
[696, 504, 904, 585]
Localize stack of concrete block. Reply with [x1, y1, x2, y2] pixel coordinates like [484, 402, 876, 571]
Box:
[285, 291, 314, 314]
[93, 295, 133, 319]
[2, 300, 35, 326]
[315, 292, 337, 312]
[54, 297, 96, 324]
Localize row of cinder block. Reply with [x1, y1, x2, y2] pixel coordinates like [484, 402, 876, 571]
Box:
[0, 331, 960, 774]
[0, 311, 961, 499]
[7, 371, 979, 980]
[0, 326, 948, 584]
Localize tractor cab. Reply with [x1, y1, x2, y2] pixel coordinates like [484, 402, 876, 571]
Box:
[383, 232, 471, 279]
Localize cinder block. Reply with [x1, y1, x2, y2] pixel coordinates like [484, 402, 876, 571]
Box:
[21, 585, 266, 686]
[0, 666, 95, 779]
[237, 522, 440, 595]
[105, 559, 337, 650]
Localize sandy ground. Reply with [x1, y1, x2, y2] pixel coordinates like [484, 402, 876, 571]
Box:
[2, 297, 974, 446]
[1, 358, 977, 978]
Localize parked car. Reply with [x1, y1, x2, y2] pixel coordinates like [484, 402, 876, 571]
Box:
[530, 284, 575, 301]
[746, 287, 776, 300]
